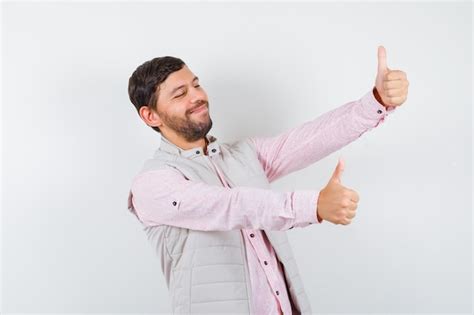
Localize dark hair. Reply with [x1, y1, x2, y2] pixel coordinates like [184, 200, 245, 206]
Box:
[128, 56, 186, 133]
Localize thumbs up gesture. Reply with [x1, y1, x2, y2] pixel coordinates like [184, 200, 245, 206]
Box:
[316, 158, 360, 225]
[374, 45, 410, 108]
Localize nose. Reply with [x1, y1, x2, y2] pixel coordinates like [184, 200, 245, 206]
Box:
[191, 92, 207, 107]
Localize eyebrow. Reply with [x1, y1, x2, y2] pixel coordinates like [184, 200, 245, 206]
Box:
[169, 76, 199, 96]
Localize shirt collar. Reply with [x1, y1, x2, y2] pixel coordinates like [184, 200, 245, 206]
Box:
[156, 133, 221, 158]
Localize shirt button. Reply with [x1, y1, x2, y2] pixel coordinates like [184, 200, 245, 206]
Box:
[275, 290, 280, 295]
[172, 201, 177, 206]
[377, 109, 382, 114]
[264, 261, 268, 265]
[250, 233, 255, 238]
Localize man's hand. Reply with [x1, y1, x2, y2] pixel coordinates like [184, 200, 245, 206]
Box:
[316, 158, 359, 225]
[374, 45, 409, 108]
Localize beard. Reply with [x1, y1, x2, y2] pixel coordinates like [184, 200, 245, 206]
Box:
[159, 101, 213, 142]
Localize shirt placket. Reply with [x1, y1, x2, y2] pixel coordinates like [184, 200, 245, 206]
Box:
[246, 230, 288, 314]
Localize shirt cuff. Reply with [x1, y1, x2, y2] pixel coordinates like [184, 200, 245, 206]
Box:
[359, 88, 397, 125]
[291, 190, 321, 228]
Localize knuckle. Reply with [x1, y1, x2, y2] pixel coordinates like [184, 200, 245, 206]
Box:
[354, 192, 360, 202]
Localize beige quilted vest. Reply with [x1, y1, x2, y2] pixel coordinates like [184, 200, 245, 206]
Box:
[128, 134, 313, 314]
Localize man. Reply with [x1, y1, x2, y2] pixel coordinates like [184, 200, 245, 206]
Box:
[126, 46, 409, 314]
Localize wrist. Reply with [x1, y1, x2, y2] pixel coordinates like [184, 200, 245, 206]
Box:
[373, 86, 388, 108]
[316, 206, 323, 223]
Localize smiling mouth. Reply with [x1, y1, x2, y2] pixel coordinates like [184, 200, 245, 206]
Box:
[191, 104, 208, 114]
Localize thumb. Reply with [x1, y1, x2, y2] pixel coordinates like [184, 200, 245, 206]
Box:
[329, 157, 345, 184]
[377, 45, 389, 74]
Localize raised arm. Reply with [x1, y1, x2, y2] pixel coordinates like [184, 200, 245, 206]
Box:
[127, 167, 322, 231]
[248, 88, 396, 183]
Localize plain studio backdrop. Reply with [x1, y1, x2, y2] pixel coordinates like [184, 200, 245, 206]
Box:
[1, 1, 472, 314]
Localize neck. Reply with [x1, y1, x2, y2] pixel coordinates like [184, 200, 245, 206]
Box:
[162, 132, 209, 155]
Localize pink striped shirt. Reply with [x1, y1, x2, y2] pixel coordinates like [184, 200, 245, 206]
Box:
[129, 88, 395, 314]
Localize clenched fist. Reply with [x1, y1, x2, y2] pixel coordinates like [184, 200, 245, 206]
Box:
[316, 158, 360, 225]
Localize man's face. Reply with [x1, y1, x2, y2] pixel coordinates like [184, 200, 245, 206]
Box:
[153, 65, 212, 142]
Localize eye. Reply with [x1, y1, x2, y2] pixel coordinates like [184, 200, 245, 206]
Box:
[174, 85, 200, 98]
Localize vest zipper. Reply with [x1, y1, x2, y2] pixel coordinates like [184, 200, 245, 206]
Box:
[204, 154, 254, 312]
[205, 155, 231, 188]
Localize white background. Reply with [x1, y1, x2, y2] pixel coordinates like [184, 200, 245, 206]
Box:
[2, 1, 472, 313]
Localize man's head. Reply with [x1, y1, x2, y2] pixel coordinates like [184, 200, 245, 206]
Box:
[128, 56, 212, 142]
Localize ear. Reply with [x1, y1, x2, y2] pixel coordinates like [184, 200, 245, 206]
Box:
[139, 105, 163, 128]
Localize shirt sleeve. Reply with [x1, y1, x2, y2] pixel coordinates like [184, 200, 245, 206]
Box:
[247, 88, 397, 183]
[127, 167, 322, 231]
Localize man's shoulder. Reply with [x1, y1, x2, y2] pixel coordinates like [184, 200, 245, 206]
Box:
[132, 153, 176, 180]
[220, 136, 256, 154]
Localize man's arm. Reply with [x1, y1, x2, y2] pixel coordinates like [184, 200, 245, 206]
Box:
[127, 167, 322, 231]
[247, 88, 396, 183]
